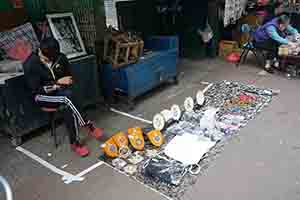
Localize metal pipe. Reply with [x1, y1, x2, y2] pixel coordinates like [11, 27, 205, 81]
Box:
[0, 176, 13, 200]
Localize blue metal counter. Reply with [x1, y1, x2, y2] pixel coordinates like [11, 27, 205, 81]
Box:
[102, 36, 179, 101]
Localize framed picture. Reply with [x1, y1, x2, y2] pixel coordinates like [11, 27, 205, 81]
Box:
[46, 13, 87, 59]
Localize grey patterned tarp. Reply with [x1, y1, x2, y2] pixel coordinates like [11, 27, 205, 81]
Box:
[99, 80, 274, 200]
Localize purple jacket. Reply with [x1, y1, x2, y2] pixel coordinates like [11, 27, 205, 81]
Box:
[253, 18, 280, 42]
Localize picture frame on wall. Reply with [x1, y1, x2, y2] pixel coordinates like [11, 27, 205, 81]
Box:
[46, 12, 87, 59]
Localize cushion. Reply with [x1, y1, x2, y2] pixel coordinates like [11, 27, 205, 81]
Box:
[6, 39, 32, 62]
[0, 23, 39, 55]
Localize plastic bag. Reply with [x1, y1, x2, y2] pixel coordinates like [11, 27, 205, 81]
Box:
[200, 107, 219, 131]
[144, 156, 187, 186]
[197, 22, 214, 43]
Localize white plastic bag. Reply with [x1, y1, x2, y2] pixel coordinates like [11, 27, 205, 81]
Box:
[200, 107, 219, 131]
[197, 22, 214, 43]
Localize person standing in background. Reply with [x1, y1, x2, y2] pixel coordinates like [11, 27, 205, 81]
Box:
[262, 2, 285, 24]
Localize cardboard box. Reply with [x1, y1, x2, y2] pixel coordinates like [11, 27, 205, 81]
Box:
[219, 40, 239, 58]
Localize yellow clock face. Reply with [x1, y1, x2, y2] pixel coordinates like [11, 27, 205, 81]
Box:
[147, 130, 164, 147]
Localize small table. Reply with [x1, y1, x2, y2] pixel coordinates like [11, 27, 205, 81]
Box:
[280, 54, 300, 71]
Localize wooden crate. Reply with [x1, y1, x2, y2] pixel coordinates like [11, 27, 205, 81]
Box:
[218, 40, 239, 58]
[104, 33, 144, 69]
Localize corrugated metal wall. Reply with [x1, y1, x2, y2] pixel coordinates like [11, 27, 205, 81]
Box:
[104, 0, 131, 29]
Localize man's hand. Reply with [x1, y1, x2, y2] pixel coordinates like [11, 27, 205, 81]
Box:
[57, 76, 73, 86]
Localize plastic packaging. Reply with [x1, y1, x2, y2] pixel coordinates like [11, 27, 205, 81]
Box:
[128, 152, 144, 165]
[197, 22, 214, 43]
[144, 156, 187, 186]
[200, 107, 219, 131]
[112, 158, 127, 169]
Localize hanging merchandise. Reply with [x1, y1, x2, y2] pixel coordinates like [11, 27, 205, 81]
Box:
[146, 130, 164, 147]
[128, 127, 145, 151]
[11, 0, 23, 8]
[223, 0, 247, 27]
[257, 0, 270, 6]
[197, 21, 214, 43]
[102, 138, 119, 158]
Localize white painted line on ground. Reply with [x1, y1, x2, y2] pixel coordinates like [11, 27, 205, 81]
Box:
[200, 81, 211, 85]
[17, 147, 105, 185]
[202, 83, 213, 94]
[166, 89, 185, 100]
[110, 108, 153, 124]
[16, 146, 84, 184]
[61, 164, 68, 169]
[64, 161, 104, 184]
[102, 162, 173, 200]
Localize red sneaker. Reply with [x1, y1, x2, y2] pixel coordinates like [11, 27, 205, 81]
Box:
[85, 122, 103, 140]
[70, 144, 90, 157]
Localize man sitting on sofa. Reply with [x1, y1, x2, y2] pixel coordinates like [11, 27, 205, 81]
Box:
[253, 14, 299, 73]
[23, 37, 103, 157]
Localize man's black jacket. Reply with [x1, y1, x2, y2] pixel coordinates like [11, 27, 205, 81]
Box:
[23, 53, 72, 95]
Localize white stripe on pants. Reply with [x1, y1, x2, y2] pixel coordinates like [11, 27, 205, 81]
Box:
[35, 95, 86, 126]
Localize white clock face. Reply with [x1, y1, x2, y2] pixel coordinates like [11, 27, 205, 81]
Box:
[196, 90, 205, 105]
[171, 104, 181, 120]
[161, 109, 173, 122]
[184, 97, 194, 112]
[153, 113, 165, 131]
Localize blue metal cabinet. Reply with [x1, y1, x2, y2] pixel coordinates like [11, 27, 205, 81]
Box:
[102, 36, 178, 100]
[70, 55, 100, 107]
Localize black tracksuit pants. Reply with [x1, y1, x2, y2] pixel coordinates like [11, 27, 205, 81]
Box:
[35, 89, 86, 144]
